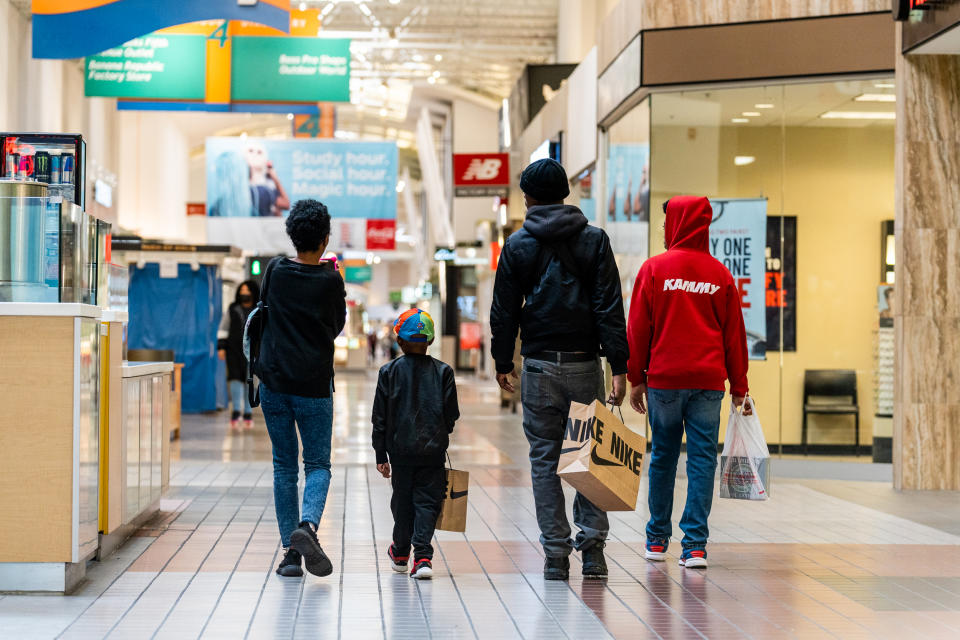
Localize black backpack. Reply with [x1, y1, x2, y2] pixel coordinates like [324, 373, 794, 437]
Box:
[242, 256, 281, 407]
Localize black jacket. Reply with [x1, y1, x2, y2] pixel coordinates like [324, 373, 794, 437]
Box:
[257, 259, 346, 398]
[371, 354, 459, 466]
[490, 204, 629, 375]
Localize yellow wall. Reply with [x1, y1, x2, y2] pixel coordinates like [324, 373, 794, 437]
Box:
[650, 124, 894, 445]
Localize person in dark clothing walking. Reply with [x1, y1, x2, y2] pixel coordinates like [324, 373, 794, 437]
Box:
[218, 280, 260, 431]
[372, 309, 459, 580]
[490, 158, 630, 581]
[257, 199, 346, 579]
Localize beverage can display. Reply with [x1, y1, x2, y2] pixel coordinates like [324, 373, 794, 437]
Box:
[35, 151, 51, 183]
[61, 153, 74, 184]
[18, 154, 33, 179]
[50, 154, 61, 184]
[5, 153, 17, 177]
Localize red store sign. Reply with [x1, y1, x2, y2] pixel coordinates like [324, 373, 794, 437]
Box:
[366, 219, 396, 251]
[453, 153, 510, 197]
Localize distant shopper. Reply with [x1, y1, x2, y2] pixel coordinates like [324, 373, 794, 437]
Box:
[372, 309, 459, 580]
[218, 280, 260, 431]
[490, 158, 629, 581]
[627, 196, 750, 570]
[257, 199, 346, 578]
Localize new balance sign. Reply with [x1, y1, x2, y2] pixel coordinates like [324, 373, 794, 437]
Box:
[453, 153, 509, 197]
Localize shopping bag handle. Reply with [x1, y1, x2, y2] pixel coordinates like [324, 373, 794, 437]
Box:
[606, 400, 626, 423]
[446, 451, 453, 470]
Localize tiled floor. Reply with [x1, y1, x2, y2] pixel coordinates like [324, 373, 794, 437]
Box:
[3, 371, 960, 639]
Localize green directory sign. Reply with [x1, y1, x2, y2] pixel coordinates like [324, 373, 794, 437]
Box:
[85, 34, 206, 99]
[231, 37, 351, 103]
[344, 266, 373, 284]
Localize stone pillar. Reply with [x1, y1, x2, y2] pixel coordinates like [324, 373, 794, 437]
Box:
[894, 39, 960, 490]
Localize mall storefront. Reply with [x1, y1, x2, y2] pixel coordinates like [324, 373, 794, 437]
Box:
[591, 11, 897, 459]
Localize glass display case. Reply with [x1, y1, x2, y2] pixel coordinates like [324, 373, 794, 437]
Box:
[0, 133, 86, 209]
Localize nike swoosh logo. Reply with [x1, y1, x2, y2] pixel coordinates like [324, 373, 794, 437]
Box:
[449, 489, 468, 500]
[560, 440, 589, 455]
[590, 444, 621, 467]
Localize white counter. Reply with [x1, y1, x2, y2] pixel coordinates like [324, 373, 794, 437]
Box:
[122, 361, 175, 378]
[0, 303, 102, 318]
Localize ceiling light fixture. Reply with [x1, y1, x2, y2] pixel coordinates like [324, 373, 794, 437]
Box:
[731, 118, 749, 123]
[755, 103, 774, 109]
[820, 111, 896, 120]
[742, 111, 761, 117]
[396, 180, 406, 193]
[427, 76, 436, 84]
[855, 93, 896, 102]
[734, 156, 756, 166]
[379, 108, 388, 117]
[287, 113, 294, 120]
[434, 54, 442, 62]
[874, 82, 895, 89]
[299, 2, 306, 11]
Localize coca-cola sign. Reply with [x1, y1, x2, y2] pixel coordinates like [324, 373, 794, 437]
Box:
[366, 219, 396, 251]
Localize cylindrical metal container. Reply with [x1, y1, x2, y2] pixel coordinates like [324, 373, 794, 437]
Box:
[0, 180, 48, 301]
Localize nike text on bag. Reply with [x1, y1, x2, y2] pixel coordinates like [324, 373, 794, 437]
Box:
[435, 467, 469, 532]
[557, 400, 646, 511]
[719, 397, 770, 501]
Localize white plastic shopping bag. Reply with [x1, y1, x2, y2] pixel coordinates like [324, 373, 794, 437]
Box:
[719, 397, 770, 500]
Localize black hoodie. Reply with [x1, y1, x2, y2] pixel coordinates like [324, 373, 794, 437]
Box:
[490, 204, 629, 374]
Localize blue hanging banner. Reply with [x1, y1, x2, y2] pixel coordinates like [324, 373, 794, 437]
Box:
[31, 0, 289, 60]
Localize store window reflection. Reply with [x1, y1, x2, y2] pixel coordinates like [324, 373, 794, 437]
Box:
[646, 78, 895, 457]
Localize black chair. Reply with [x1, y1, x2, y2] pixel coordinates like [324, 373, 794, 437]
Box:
[802, 369, 859, 455]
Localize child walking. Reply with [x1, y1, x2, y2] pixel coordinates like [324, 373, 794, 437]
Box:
[372, 309, 459, 579]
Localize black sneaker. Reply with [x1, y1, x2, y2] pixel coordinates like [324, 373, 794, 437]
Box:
[543, 555, 570, 581]
[289, 522, 333, 577]
[410, 558, 433, 580]
[276, 548, 303, 577]
[387, 544, 409, 573]
[581, 542, 608, 579]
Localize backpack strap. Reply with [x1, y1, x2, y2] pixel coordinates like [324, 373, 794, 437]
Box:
[247, 257, 281, 407]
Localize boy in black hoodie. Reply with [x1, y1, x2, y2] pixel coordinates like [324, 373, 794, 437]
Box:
[372, 309, 459, 579]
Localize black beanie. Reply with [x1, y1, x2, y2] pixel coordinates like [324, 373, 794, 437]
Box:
[520, 158, 570, 203]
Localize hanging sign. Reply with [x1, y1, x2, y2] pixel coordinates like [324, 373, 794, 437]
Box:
[231, 37, 351, 103]
[85, 34, 207, 99]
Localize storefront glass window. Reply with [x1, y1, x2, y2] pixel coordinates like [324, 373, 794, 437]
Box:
[645, 78, 895, 456]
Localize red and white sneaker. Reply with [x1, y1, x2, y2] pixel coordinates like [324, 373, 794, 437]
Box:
[387, 544, 409, 573]
[410, 558, 433, 580]
[645, 540, 668, 562]
[679, 549, 707, 568]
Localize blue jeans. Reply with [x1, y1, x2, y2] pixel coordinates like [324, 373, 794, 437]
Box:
[260, 384, 333, 547]
[646, 388, 724, 551]
[521, 357, 609, 557]
[228, 379, 251, 419]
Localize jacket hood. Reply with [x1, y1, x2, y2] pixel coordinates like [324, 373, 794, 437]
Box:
[665, 196, 712, 252]
[522, 204, 588, 241]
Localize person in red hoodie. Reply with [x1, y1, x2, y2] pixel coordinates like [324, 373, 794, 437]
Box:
[627, 195, 750, 569]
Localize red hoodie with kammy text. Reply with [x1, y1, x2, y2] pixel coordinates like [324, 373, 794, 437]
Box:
[627, 196, 749, 396]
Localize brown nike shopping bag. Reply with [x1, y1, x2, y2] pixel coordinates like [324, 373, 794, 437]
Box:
[435, 455, 469, 532]
[557, 400, 645, 511]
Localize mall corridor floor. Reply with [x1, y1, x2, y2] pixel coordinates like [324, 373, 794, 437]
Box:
[3, 372, 960, 640]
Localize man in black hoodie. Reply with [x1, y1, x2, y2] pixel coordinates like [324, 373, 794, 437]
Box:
[490, 158, 629, 580]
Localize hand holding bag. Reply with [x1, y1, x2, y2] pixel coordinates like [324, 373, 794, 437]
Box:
[719, 397, 770, 500]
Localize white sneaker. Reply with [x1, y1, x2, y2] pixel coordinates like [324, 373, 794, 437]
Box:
[644, 541, 667, 562]
[410, 559, 433, 580]
[679, 550, 708, 568]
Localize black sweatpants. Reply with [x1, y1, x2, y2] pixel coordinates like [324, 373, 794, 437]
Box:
[391, 465, 446, 560]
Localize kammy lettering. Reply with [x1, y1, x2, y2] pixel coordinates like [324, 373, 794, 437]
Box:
[663, 279, 720, 295]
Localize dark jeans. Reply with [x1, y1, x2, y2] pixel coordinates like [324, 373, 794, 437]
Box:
[521, 357, 609, 558]
[645, 388, 724, 551]
[391, 465, 446, 560]
[260, 384, 333, 548]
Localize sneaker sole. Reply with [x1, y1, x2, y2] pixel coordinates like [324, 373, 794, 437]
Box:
[582, 572, 608, 580]
[276, 566, 304, 578]
[411, 566, 433, 580]
[390, 563, 408, 573]
[679, 557, 708, 569]
[289, 529, 333, 577]
[645, 551, 667, 562]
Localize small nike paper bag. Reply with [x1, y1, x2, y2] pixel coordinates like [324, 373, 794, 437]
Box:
[557, 400, 645, 511]
[435, 468, 469, 532]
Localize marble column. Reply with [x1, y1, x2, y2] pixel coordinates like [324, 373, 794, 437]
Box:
[894, 37, 960, 490]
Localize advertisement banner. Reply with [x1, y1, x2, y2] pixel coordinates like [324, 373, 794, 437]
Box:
[365, 219, 396, 251]
[453, 153, 509, 197]
[765, 216, 797, 352]
[85, 34, 207, 99]
[231, 37, 350, 103]
[708, 198, 767, 360]
[606, 143, 650, 257]
[206, 137, 396, 219]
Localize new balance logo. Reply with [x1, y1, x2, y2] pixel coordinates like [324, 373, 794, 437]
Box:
[663, 279, 720, 294]
[462, 158, 502, 181]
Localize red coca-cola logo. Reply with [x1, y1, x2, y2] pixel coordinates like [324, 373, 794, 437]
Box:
[366, 219, 396, 251]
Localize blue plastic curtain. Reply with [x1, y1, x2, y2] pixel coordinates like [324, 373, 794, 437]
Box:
[128, 263, 222, 413]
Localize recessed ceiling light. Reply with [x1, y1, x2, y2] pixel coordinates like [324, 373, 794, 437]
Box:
[731, 118, 749, 123]
[742, 111, 761, 117]
[434, 54, 443, 62]
[379, 108, 387, 117]
[755, 103, 774, 109]
[820, 111, 896, 120]
[432, 70, 440, 78]
[427, 76, 436, 84]
[286, 113, 294, 120]
[855, 93, 896, 102]
[298, 2, 306, 11]
[874, 82, 895, 89]
[412, 54, 424, 62]
[734, 156, 756, 166]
